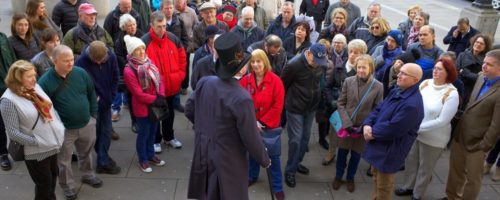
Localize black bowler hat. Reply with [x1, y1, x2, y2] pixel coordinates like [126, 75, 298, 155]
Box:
[214, 32, 251, 80]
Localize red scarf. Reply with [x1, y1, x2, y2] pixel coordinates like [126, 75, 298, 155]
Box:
[312, 0, 318, 6]
[217, 13, 237, 30]
[20, 88, 53, 122]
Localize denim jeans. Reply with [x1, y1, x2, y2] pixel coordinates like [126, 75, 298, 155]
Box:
[249, 155, 283, 192]
[111, 92, 124, 112]
[95, 107, 113, 167]
[173, 92, 181, 107]
[285, 111, 314, 174]
[336, 148, 361, 180]
[136, 117, 158, 164]
[486, 139, 500, 167]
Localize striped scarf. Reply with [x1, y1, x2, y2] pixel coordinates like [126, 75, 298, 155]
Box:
[126, 55, 161, 93]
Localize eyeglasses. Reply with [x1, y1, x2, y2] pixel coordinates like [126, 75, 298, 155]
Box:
[334, 17, 345, 20]
[370, 26, 380, 30]
[398, 71, 417, 78]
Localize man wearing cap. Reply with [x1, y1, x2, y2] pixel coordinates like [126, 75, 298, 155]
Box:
[190, 26, 223, 90]
[63, 3, 114, 58]
[142, 11, 187, 151]
[104, 0, 145, 42]
[231, 6, 265, 50]
[192, 2, 229, 53]
[75, 41, 121, 175]
[185, 32, 271, 200]
[247, 34, 287, 76]
[266, 1, 297, 42]
[281, 43, 326, 187]
[362, 63, 424, 200]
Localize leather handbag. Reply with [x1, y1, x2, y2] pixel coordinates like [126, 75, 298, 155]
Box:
[148, 105, 169, 121]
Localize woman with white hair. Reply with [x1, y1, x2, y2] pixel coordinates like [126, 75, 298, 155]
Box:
[329, 34, 348, 67]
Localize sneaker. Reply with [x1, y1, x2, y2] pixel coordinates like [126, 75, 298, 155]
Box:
[0, 154, 12, 171]
[167, 138, 183, 149]
[63, 188, 78, 200]
[81, 177, 103, 188]
[492, 167, 500, 182]
[149, 156, 166, 166]
[111, 130, 120, 140]
[154, 143, 162, 153]
[484, 162, 493, 175]
[111, 110, 120, 122]
[139, 162, 152, 173]
[181, 88, 188, 95]
[275, 191, 285, 200]
[96, 163, 121, 174]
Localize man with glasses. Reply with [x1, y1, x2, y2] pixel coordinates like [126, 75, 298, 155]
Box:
[361, 63, 424, 200]
[76, 41, 121, 175]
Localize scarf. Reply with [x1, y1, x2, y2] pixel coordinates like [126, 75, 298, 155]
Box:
[126, 55, 161, 93]
[407, 26, 419, 47]
[377, 44, 403, 81]
[20, 88, 53, 122]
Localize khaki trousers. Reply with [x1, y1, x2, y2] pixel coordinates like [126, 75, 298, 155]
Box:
[445, 140, 486, 200]
[371, 167, 395, 200]
[58, 118, 97, 190]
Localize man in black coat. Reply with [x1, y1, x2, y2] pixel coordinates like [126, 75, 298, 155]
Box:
[247, 35, 287, 76]
[104, 0, 145, 42]
[443, 17, 479, 56]
[52, 0, 89, 35]
[281, 43, 326, 188]
[299, 0, 329, 32]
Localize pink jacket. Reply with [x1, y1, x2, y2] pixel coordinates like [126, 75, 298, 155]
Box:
[124, 67, 165, 117]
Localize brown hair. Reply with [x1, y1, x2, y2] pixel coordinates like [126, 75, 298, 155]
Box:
[470, 33, 492, 55]
[295, 21, 311, 42]
[331, 7, 348, 25]
[11, 12, 34, 45]
[437, 57, 458, 83]
[355, 54, 375, 76]
[40, 28, 60, 50]
[369, 17, 390, 36]
[317, 39, 331, 55]
[26, 0, 48, 30]
[88, 41, 108, 63]
[407, 5, 422, 16]
[5, 60, 36, 96]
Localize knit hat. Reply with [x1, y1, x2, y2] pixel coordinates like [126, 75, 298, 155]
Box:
[221, 5, 237, 14]
[397, 48, 421, 64]
[124, 35, 146, 55]
[387, 29, 404, 47]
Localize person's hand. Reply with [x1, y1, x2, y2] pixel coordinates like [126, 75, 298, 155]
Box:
[452, 29, 459, 38]
[256, 121, 264, 133]
[363, 126, 375, 141]
[97, 96, 100, 102]
[345, 126, 354, 133]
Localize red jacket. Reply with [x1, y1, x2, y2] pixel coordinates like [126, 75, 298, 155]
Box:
[124, 67, 165, 118]
[142, 28, 187, 97]
[240, 71, 285, 128]
[217, 13, 237, 30]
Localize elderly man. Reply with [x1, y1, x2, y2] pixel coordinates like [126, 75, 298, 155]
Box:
[266, 1, 296, 41]
[281, 44, 327, 188]
[185, 32, 271, 200]
[175, 0, 198, 52]
[192, 2, 229, 52]
[324, 0, 361, 28]
[232, 6, 265, 50]
[104, 0, 145, 42]
[445, 49, 500, 200]
[75, 41, 120, 175]
[52, 0, 89, 35]
[347, 2, 381, 41]
[142, 11, 186, 152]
[443, 17, 480, 56]
[362, 63, 424, 200]
[407, 25, 444, 80]
[247, 34, 287, 76]
[190, 26, 223, 90]
[63, 3, 113, 57]
[236, 0, 267, 29]
[38, 45, 100, 200]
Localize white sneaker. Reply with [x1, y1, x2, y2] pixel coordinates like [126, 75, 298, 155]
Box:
[154, 143, 162, 153]
[168, 139, 183, 149]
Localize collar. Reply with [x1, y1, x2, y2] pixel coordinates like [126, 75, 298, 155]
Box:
[483, 76, 500, 86]
[395, 83, 420, 99]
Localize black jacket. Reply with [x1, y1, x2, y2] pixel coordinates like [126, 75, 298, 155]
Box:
[247, 41, 287, 76]
[266, 14, 297, 41]
[443, 26, 479, 56]
[167, 14, 189, 49]
[299, 0, 329, 22]
[114, 30, 145, 72]
[324, 60, 356, 110]
[190, 54, 216, 90]
[8, 36, 40, 61]
[52, 0, 89, 35]
[104, 6, 145, 42]
[283, 36, 312, 60]
[281, 53, 324, 113]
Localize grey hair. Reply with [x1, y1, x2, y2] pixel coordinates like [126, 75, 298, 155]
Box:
[161, 0, 174, 8]
[151, 11, 166, 23]
[347, 39, 368, 54]
[486, 49, 500, 65]
[119, 14, 136, 31]
[52, 45, 73, 60]
[264, 35, 282, 48]
[283, 1, 294, 9]
[241, 6, 254, 17]
[368, 2, 381, 10]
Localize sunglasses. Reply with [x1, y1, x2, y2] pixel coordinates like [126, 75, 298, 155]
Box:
[370, 26, 380, 30]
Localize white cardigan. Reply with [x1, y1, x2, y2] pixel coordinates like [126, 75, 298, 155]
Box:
[417, 79, 460, 148]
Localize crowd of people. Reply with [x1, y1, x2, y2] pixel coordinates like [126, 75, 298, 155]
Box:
[0, 0, 499, 200]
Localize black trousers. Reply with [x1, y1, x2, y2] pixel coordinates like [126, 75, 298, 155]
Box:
[156, 95, 175, 143]
[181, 52, 190, 89]
[318, 121, 330, 141]
[25, 154, 58, 200]
[0, 113, 8, 155]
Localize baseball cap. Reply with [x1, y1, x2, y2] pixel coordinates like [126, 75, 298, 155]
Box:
[79, 3, 97, 15]
[309, 44, 328, 67]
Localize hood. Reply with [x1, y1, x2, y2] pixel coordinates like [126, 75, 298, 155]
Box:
[236, 20, 257, 32]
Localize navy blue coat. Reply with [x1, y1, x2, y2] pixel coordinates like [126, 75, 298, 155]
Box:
[266, 14, 297, 41]
[443, 26, 479, 56]
[76, 47, 119, 109]
[362, 84, 424, 173]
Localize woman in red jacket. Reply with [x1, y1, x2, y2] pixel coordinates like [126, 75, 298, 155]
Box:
[240, 49, 285, 200]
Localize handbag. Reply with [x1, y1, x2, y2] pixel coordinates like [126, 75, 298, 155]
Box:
[8, 114, 40, 161]
[330, 79, 376, 138]
[261, 127, 282, 157]
[148, 105, 169, 121]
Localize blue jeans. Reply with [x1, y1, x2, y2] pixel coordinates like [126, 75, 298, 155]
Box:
[336, 148, 361, 180]
[173, 93, 181, 107]
[285, 111, 314, 174]
[136, 117, 158, 164]
[486, 139, 500, 167]
[111, 92, 124, 112]
[249, 155, 283, 192]
[95, 107, 113, 167]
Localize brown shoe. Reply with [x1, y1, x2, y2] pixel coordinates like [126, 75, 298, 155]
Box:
[111, 112, 120, 122]
[492, 167, 500, 182]
[346, 180, 355, 192]
[111, 130, 120, 140]
[322, 153, 335, 166]
[484, 162, 493, 175]
[332, 177, 343, 190]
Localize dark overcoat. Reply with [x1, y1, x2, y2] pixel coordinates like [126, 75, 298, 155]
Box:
[185, 76, 270, 200]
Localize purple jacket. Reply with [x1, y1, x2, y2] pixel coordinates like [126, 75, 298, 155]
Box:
[362, 84, 424, 173]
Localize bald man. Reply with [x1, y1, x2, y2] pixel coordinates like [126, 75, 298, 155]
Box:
[361, 63, 424, 200]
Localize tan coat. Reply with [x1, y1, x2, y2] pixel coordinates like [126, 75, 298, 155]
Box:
[335, 75, 384, 153]
[455, 74, 500, 152]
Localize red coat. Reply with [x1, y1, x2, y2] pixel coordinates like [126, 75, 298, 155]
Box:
[240, 71, 285, 128]
[217, 13, 237, 30]
[142, 28, 187, 97]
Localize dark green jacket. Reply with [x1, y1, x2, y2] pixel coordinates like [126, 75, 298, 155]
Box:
[38, 66, 97, 129]
[0, 32, 16, 95]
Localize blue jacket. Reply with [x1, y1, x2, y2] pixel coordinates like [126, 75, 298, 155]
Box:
[231, 21, 265, 51]
[266, 14, 297, 41]
[362, 84, 424, 173]
[76, 47, 119, 110]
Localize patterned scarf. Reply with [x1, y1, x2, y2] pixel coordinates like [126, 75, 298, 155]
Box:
[126, 55, 161, 93]
[20, 88, 53, 122]
[407, 26, 419, 47]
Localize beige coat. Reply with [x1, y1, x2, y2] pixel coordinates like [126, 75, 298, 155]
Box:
[455, 74, 500, 152]
[335, 75, 384, 153]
